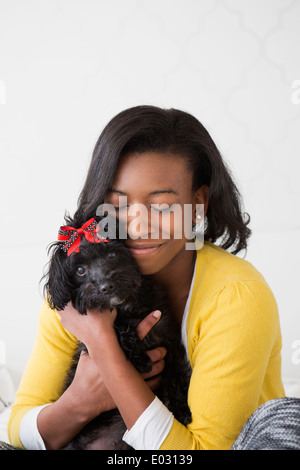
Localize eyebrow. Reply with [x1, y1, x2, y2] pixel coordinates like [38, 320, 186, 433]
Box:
[108, 188, 178, 196]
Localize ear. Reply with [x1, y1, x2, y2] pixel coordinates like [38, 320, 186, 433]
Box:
[44, 243, 72, 311]
[192, 184, 209, 224]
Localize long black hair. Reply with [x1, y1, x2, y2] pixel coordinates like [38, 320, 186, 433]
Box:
[74, 105, 251, 255]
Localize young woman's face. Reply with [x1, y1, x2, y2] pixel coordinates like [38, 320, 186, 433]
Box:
[105, 151, 208, 275]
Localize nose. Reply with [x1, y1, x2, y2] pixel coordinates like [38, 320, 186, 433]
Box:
[99, 281, 114, 294]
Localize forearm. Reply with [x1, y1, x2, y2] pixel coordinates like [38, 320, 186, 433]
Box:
[88, 328, 156, 431]
[37, 389, 92, 450]
[37, 330, 155, 449]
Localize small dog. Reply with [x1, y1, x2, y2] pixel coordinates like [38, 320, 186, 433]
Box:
[44, 216, 191, 450]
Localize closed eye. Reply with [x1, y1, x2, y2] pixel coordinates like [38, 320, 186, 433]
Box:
[113, 206, 128, 212]
[151, 203, 176, 213]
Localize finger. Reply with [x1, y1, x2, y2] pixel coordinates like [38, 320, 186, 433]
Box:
[79, 348, 89, 358]
[58, 302, 78, 327]
[59, 302, 76, 318]
[136, 310, 161, 340]
[146, 347, 167, 364]
[141, 359, 165, 380]
[146, 375, 162, 391]
[87, 307, 117, 318]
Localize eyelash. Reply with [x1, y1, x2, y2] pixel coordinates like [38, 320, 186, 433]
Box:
[113, 205, 175, 213]
[113, 206, 127, 212]
[151, 205, 174, 213]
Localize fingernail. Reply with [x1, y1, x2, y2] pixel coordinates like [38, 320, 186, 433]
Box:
[153, 310, 161, 319]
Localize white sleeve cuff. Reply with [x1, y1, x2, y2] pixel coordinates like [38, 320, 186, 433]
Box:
[122, 396, 174, 450]
[19, 404, 51, 450]
[19, 398, 174, 450]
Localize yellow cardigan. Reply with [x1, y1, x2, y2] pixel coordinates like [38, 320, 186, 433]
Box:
[8, 242, 285, 449]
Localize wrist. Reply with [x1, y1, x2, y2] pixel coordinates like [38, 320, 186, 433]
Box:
[37, 394, 93, 450]
[63, 380, 104, 423]
[87, 324, 118, 358]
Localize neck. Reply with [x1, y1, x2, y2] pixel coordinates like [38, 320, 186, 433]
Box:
[152, 248, 196, 325]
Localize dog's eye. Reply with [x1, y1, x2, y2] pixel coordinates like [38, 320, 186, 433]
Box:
[108, 250, 117, 258]
[76, 266, 87, 276]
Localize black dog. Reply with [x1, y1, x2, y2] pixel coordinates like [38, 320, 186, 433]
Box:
[44, 216, 191, 450]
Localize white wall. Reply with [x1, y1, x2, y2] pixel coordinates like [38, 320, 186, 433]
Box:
[0, 0, 299, 387]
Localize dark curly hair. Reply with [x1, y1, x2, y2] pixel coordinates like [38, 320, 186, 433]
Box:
[74, 105, 251, 255]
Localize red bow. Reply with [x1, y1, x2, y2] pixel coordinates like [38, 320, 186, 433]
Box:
[58, 218, 109, 256]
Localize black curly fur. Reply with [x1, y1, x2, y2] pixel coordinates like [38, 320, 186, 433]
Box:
[44, 217, 191, 450]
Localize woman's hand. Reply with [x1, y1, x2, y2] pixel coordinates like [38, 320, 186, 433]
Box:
[38, 305, 168, 448]
[59, 303, 117, 347]
[136, 310, 167, 391]
[58, 304, 167, 415]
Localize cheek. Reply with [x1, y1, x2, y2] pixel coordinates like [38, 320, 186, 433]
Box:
[157, 208, 191, 241]
[148, 206, 189, 240]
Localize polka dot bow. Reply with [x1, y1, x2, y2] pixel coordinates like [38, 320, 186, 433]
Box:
[58, 218, 109, 256]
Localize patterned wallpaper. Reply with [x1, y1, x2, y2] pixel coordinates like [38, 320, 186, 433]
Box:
[0, 0, 299, 382]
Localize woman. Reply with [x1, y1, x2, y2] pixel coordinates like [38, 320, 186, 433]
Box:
[8, 105, 285, 450]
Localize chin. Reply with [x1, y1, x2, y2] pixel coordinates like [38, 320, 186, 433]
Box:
[130, 238, 187, 275]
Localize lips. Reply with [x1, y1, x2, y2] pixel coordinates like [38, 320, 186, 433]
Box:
[126, 243, 163, 256]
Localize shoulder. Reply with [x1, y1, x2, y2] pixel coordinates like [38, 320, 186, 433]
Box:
[188, 242, 279, 341]
[198, 241, 267, 284]
[191, 241, 274, 306]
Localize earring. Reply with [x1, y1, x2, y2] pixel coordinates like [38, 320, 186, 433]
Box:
[193, 213, 203, 236]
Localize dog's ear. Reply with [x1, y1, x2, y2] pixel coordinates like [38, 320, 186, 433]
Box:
[43, 242, 72, 311]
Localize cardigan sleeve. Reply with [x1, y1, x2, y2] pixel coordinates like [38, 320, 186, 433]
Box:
[7, 302, 77, 448]
[8, 280, 284, 450]
[159, 280, 285, 450]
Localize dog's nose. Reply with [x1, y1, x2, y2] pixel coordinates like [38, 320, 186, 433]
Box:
[99, 282, 114, 294]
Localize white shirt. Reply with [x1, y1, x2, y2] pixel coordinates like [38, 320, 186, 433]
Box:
[19, 260, 196, 450]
